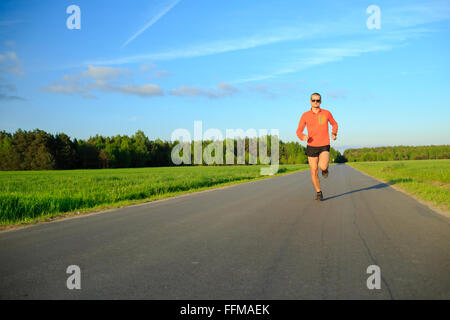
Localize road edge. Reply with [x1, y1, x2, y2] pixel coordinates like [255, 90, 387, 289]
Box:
[345, 164, 450, 219]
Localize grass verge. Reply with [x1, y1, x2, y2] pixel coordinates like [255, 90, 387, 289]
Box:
[347, 160, 449, 216]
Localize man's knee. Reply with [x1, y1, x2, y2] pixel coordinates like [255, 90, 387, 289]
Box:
[319, 163, 328, 171]
[311, 168, 319, 176]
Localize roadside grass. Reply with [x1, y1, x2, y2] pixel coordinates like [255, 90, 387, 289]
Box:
[0, 164, 309, 226]
[347, 159, 449, 213]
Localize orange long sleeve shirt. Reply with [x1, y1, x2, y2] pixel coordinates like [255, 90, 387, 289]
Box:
[296, 107, 338, 147]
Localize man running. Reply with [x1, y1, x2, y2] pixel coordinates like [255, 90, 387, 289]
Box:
[296, 93, 338, 201]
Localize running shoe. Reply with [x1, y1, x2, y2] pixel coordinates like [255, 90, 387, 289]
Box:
[315, 191, 323, 201]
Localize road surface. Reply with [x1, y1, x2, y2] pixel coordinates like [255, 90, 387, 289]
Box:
[0, 164, 449, 299]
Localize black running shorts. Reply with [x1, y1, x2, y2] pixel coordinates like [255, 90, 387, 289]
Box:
[305, 144, 330, 157]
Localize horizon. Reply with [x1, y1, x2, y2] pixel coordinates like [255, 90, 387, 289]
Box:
[3, 126, 449, 156]
[1, 0, 449, 149]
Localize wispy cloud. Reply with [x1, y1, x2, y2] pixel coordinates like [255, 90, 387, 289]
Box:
[140, 63, 173, 79]
[87, 1, 450, 68]
[0, 19, 24, 26]
[0, 93, 25, 101]
[60, 0, 450, 97]
[170, 82, 237, 99]
[244, 82, 303, 99]
[327, 89, 347, 99]
[361, 93, 376, 101]
[232, 27, 431, 83]
[0, 51, 24, 100]
[384, 2, 450, 27]
[122, 0, 181, 48]
[41, 82, 93, 98]
[0, 51, 23, 76]
[81, 0, 450, 82]
[87, 24, 323, 66]
[4, 40, 15, 47]
[0, 80, 25, 101]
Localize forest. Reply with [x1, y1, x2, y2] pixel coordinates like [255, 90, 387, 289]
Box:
[0, 128, 342, 170]
[343, 145, 450, 162]
[1, 129, 447, 171]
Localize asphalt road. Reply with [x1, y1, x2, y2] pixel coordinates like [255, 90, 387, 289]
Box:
[0, 164, 449, 299]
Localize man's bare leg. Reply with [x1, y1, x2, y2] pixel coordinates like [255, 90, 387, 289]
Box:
[308, 156, 321, 192]
[318, 151, 330, 172]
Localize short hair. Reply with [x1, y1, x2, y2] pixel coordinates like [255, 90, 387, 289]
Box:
[311, 92, 321, 100]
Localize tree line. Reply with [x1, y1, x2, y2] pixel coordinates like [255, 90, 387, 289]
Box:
[0, 129, 346, 171]
[343, 145, 450, 162]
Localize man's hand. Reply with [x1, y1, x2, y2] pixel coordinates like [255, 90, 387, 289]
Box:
[301, 134, 308, 141]
[331, 133, 337, 140]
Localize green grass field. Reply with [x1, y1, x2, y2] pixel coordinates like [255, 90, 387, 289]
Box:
[347, 159, 450, 212]
[0, 164, 309, 225]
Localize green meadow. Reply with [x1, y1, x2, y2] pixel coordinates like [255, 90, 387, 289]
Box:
[347, 159, 450, 212]
[0, 164, 308, 225]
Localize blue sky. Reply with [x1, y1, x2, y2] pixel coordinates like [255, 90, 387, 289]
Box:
[0, 0, 449, 152]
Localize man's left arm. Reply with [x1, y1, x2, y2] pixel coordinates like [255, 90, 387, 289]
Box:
[328, 111, 338, 139]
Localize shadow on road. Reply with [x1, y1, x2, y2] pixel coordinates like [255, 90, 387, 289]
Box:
[323, 182, 390, 201]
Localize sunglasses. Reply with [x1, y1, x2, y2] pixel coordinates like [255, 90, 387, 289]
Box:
[311, 99, 321, 103]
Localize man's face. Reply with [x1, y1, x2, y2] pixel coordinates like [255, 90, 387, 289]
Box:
[310, 95, 321, 108]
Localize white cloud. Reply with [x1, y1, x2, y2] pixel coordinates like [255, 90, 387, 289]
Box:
[82, 65, 130, 80]
[169, 85, 203, 97]
[170, 82, 237, 99]
[327, 90, 347, 99]
[217, 82, 237, 94]
[139, 63, 173, 78]
[140, 63, 157, 71]
[116, 84, 163, 97]
[0, 51, 23, 75]
[152, 69, 172, 79]
[42, 83, 84, 95]
[41, 66, 162, 99]
[41, 82, 96, 99]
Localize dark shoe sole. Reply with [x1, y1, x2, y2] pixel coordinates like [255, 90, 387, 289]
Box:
[322, 169, 328, 178]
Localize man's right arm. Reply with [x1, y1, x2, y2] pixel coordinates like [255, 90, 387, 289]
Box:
[296, 114, 307, 141]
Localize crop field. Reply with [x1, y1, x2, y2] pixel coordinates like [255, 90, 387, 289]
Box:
[0, 164, 309, 225]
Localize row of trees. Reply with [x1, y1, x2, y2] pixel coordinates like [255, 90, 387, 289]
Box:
[0, 129, 345, 171]
[343, 145, 450, 162]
